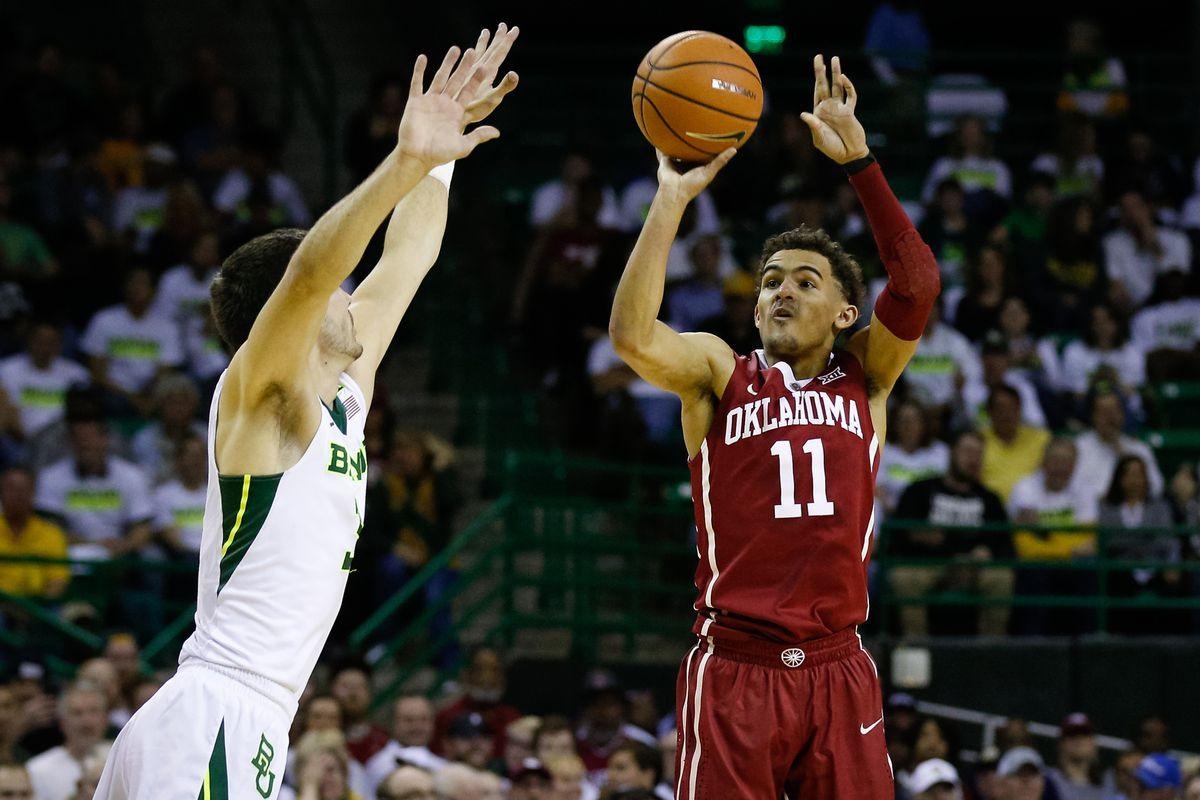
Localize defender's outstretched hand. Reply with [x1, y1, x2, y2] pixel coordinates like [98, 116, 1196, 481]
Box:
[800, 55, 869, 165]
[397, 23, 520, 167]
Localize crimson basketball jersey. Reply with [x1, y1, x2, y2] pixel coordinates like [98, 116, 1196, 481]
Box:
[687, 348, 880, 643]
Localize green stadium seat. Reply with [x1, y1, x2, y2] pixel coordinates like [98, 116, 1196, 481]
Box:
[1146, 382, 1200, 429]
[1142, 428, 1200, 477]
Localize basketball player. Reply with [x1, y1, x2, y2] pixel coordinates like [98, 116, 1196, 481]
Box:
[609, 55, 940, 799]
[94, 25, 519, 800]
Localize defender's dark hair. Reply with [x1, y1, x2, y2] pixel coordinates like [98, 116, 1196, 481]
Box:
[611, 741, 664, 784]
[210, 228, 306, 349]
[758, 225, 865, 310]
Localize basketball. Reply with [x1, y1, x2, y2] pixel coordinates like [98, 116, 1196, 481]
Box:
[631, 30, 764, 162]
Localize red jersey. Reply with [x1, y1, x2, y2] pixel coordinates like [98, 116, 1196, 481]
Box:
[687, 348, 880, 644]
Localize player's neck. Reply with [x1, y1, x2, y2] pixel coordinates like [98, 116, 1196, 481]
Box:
[763, 347, 833, 381]
[312, 350, 354, 405]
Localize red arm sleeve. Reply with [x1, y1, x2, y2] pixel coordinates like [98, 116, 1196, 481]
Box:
[848, 160, 941, 340]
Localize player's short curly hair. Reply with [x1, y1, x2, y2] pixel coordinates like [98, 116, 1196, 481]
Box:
[210, 228, 307, 350]
[758, 225, 865, 310]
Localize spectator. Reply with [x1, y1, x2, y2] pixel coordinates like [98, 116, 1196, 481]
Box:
[1184, 774, 1200, 800]
[130, 372, 204, 484]
[907, 758, 963, 800]
[0, 684, 32, 763]
[664, 235, 728, 333]
[1134, 715, 1172, 756]
[892, 429, 1012, 633]
[0, 321, 90, 441]
[101, 633, 142, 721]
[75, 657, 125, 731]
[0, 764, 35, 800]
[431, 762, 503, 800]
[1104, 747, 1146, 800]
[212, 127, 311, 228]
[151, 229, 220, 328]
[573, 670, 656, 780]
[528, 146, 621, 231]
[0, 170, 59, 282]
[110, 143, 176, 255]
[979, 383, 1051, 503]
[908, 718, 963, 778]
[510, 758, 553, 800]
[864, 1, 931, 87]
[586, 333, 679, 461]
[343, 72, 406, 184]
[1132, 754, 1183, 800]
[504, 716, 543, 780]
[25, 682, 111, 800]
[329, 658, 390, 766]
[288, 728, 365, 800]
[544, 754, 599, 800]
[301, 696, 344, 734]
[1107, 130, 1190, 214]
[877, 399, 951, 517]
[1058, 303, 1144, 422]
[603, 741, 663, 798]
[1008, 437, 1099, 635]
[144, 179, 211, 273]
[903, 298, 983, 429]
[655, 729, 675, 800]
[995, 297, 1062, 423]
[996, 171, 1056, 285]
[364, 695, 446, 797]
[441, 712, 495, 772]
[995, 746, 1047, 800]
[80, 266, 184, 418]
[1056, 18, 1129, 120]
[375, 765, 437, 800]
[433, 646, 521, 760]
[952, 245, 1011, 343]
[1032, 113, 1105, 201]
[34, 418, 156, 560]
[96, 99, 147, 192]
[1101, 189, 1191, 312]
[153, 434, 207, 557]
[1071, 388, 1164, 506]
[919, 178, 984, 299]
[1131, 269, 1200, 382]
[696, 271, 761, 357]
[961, 326, 1050, 433]
[178, 81, 253, 200]
[0, 466, 69, 599]
[9, 660, 59, 755]
[71, 749, 109, 800]
[1036, 195, 1104, 333]
[182, 303, 229, 397]
[534, 716, 579, 764]
[617, 172, 719, 238]
[921, 115, 1012, 226]
[1045, 712, 1104, 800]
[1099, 455, 1183, 635]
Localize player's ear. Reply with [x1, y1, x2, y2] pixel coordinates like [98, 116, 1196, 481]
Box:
[834, 303, 859, 333]
[753, 302, 762, 330]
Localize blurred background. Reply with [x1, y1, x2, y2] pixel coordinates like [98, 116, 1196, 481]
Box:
[0, 1, 1199, 799]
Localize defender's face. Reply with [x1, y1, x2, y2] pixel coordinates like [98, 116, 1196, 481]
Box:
[755, 250, 857, 359]
[321, 289, 363, 361]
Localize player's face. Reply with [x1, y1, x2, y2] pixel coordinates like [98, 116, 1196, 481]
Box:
[320, 289, 364, 362]
[755, 250, 857, 360]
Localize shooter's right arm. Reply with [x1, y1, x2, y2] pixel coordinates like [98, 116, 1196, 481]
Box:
[609, 150, 737, 400]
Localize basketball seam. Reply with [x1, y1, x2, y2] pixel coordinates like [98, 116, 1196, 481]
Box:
[639, 93, 712, 158]
[643, 59, 761, 82]
[640, 76, 761, 123]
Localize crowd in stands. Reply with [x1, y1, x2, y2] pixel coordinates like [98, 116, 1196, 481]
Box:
[0, 6, 1198, 800]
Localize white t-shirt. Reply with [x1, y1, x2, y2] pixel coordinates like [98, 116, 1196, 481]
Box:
[587, 336, 674, 401]
[363, 742, 447, 798]
[1057, 340, 1146, 394]
[131, 421, 208, 484]
[81, 305, 184, 393]
[1131, 298, 1200, 353]
[1009, 472, 1098, 524]
[1030, 153, 1105, 196]
[111, 186, 168, 254]
[528, 180, 622, 229]
[904, 322, 983, 407]
[27, 743, 111, 800]
[0, 354, 90, 436]
[1071, 430, 1165, 505]
[619, 176, 720, 235]
[963, 371, 1047, 429]
[1101, 227, 1192, 307]
[153, 264, 217, 324]
[921, 154, 1013, 203]
[184, 315, 230, 382]
[35, 456, 157, 544]
[153, 480, 207, 552]
[877, 441, 951, 513]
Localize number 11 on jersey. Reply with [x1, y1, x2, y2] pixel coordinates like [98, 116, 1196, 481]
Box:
[771, 438, 835, 519]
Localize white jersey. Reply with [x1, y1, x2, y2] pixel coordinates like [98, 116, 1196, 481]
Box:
[179, 370, 368, 698]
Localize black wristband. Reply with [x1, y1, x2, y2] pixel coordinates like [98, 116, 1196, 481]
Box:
[842, 152, 877, 176]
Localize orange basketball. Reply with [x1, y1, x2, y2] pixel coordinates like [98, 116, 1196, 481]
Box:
[631, 30, 764, 162]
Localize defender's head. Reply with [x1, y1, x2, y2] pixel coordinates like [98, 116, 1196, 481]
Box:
[210, 229, 362, 361]
[755, 225, 863, 360]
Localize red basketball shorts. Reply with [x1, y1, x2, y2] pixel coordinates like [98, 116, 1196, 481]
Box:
[673, 627, 894, 799]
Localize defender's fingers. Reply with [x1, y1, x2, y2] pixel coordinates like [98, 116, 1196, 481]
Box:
[409, 54, 428, 96]
[429, 46, 462, 94]
[840, 74, 858, 109]
[446, 48, 480, 96]
[812, 54, 828, 107]
[831, 56, 844, 102]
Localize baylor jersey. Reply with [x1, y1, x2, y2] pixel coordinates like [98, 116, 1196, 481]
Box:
[180, 371, 368, 698]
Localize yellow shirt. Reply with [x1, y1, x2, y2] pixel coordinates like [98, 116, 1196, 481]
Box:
[981, 425, 1051, 503]
[0, 515, 70, 597]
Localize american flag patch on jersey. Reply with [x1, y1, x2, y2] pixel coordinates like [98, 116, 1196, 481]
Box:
[343, 392, 362, 420]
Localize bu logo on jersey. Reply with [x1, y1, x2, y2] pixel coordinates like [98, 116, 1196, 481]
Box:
[327, 442, 367, 481]
[250, 734, 276, 798]
[781, 648, 806, 668]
